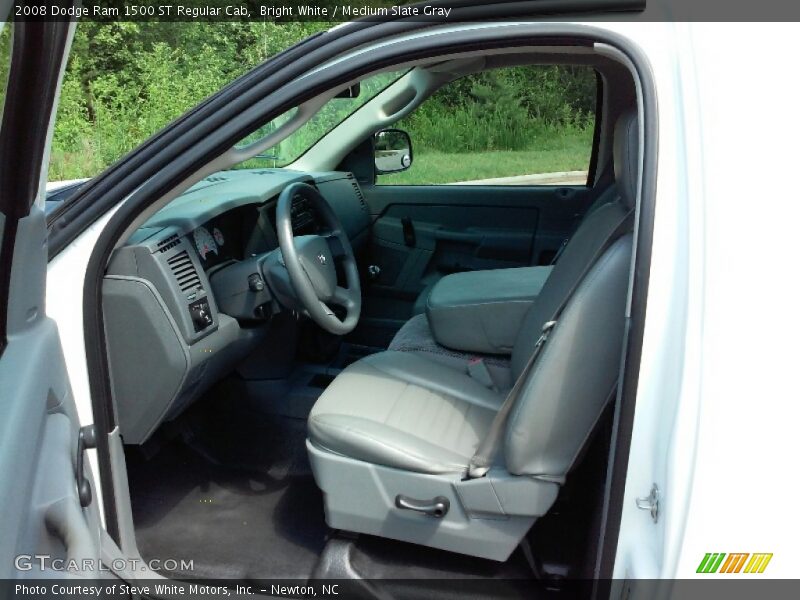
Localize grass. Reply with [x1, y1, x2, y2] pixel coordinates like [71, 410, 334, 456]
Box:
[378, 132, 592, 186]
[50, 143, 592, 185]
[49, 141, 107, 182]
[47, 119, 593, 184]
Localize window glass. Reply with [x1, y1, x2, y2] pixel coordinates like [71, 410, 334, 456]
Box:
[45, 22, 331, 181]
[234, 69, 407, 169]
[0, 23, 13, 120]
[377, 65, 597, 186]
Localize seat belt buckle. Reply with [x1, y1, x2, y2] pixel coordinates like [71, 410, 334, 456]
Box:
[467, 357, 497, 391]
[467, 462, 490, 479]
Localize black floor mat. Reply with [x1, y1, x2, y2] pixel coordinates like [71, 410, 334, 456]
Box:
[126, 375, 598, 588]
[127, 409, 328, 580]
[348, 535, 534, 580]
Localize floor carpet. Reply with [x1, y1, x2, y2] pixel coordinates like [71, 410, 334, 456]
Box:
[127, 408, 328, 581]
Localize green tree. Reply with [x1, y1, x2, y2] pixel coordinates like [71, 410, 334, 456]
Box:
[50, 22, 328, 179]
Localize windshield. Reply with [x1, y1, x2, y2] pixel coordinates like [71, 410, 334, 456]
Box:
[234, 69, 407, 168]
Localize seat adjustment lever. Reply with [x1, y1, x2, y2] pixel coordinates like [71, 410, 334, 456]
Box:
[395, 494, 450, 518]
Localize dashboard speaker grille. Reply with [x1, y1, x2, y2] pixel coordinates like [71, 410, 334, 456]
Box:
[167, 250, 201, 292]
[156, 234, 180, 253]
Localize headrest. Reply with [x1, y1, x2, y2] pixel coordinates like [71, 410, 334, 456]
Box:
[613, 110, 639, 210]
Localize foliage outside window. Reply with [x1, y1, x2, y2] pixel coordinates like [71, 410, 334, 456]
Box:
[377, 65, 597, 186]
[0, 24, 13, 123]
[48, 22, 330, 181]
[234, 70, 407, 169]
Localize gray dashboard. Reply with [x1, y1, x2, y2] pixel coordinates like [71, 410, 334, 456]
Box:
[135, 168, 370, 246]
[102, 169, 369, 444]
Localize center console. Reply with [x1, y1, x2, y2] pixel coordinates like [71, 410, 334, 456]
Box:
[426, 265, 553, 355]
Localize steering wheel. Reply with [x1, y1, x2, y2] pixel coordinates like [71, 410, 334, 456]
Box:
[274, 182, 361, 335]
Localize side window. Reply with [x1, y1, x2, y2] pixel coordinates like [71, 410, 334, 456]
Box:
[0, 24, 12, 117]
[377, 65, 597, 186]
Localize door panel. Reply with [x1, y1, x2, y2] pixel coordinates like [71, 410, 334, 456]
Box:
[353, 183, 596, 346]
[0, 213, 105, 578]
[371, 205, 538, 288]
[0, 19, 107, 581]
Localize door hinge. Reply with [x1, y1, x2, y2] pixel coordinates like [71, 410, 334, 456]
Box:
[635, 483, 660, 523]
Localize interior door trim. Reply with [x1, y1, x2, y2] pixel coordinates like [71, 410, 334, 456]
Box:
[0, 20, 73, 353]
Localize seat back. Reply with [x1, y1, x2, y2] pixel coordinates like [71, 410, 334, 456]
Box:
[505, 110, 638, 477]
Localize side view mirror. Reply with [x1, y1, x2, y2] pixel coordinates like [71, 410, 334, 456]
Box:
[374, 129, 413, 174]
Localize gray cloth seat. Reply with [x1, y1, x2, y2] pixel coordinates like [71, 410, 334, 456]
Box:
[306, 110, 640, 560]
[412, 281, 438, 315]
[388, 312, 513, 387]
[309, 350, 503, 474]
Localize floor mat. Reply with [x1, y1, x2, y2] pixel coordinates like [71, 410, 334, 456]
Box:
[127, 409, 328, 581]
[125, 374, 584, 588]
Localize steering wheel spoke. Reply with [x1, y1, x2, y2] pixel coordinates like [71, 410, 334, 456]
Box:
[318, 301, 337, 317]
[331, 285, 356, 309]
[322, 229, 348, 258]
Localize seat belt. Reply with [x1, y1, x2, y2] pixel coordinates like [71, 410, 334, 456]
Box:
[467, 357, 499, 392]
[551, 173, 615, 266]
[466, 208, 634, 479]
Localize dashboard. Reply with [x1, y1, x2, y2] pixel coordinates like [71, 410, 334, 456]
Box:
[191, 205, 251, 269]
[102, 169, 370, 445]
[188, 189, 321, 271]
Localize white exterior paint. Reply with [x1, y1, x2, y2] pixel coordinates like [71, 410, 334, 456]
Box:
[46, 203, 122, 525]
[46, 178, 89, 192]
[663, 23, 800, 578]
[43, 21, 800, 582]
[611, 22, 800, 581]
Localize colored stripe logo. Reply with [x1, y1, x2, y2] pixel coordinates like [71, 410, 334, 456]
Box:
[697, 553, 773, 574]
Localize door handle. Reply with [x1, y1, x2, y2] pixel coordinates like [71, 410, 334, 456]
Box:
[401, 217, 416, 247]
[76, 425, 96, 508]
[395, 494, 450, 518]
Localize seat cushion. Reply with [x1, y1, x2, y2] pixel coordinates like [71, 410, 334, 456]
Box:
[388, 313, 512, 389]
[426, 266, 552, 354]
[308, 351, 503, 474]
[412, 280, 437, 315]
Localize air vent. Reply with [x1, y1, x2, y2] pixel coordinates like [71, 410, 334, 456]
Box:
[167, 251, 201, 293]
[205, 175, 229, 183]
[156, 234, 180, 253]
[350, 179, 367, 212]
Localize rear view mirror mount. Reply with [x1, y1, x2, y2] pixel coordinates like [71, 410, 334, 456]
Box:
[336, 82, 361, 98]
